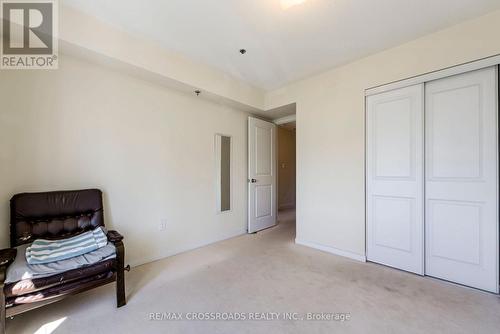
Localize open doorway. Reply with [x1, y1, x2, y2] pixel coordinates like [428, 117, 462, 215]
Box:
[247, 105, 296, 235]
[247, 114, 295, 234]
[276, 119, 296, 231]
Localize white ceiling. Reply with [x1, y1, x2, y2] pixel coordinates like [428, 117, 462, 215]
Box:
[64, 0, 500, 91]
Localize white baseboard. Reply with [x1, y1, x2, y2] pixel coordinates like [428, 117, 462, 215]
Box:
[295, 238, 366, 262]
[128, 230, 247, 268]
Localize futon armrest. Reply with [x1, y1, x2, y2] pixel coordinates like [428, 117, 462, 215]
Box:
[107, 230, 129, 277]
[0, 248, 17, 284]
[0, 248, 16, 267]
[107, 230, 124, 244]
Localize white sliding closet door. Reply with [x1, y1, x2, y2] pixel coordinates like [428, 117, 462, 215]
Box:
[425, 67, 499, 293]
[366, 84, 424, 275]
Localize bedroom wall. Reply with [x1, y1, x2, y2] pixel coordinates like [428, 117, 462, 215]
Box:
[0, 54, 249, 266]
[265, 9, 500, 259]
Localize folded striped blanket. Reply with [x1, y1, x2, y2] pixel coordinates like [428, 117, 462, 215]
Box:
[26, 227, 108, 265]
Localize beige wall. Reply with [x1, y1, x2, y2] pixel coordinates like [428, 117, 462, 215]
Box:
[277, 126, 296, 210]
[0, 54, 249, 266]
[266, 10, 500, 258]
[2, 9, 500, 265]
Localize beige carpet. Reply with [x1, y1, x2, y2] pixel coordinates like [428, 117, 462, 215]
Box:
[7, 210, 500, 333]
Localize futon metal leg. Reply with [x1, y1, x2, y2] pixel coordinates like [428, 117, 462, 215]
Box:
[1, 284, 6, 334]
[115, 241, 126, 308]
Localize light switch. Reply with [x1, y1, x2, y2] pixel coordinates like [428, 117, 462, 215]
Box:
[159, 219, 168, 231]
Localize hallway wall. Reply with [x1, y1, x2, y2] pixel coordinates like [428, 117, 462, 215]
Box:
[277, 126, 296, 210]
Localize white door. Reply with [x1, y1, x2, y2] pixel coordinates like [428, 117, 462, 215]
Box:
[248, 117, 277, 233]
[425, 67, 499, 293]
[366, 84, 424, 274]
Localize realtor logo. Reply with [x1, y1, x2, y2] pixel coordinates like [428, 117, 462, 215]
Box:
[1, 0, 58, 69]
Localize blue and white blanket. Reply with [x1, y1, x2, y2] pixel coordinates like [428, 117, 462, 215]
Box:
[26, 227, 108, 265]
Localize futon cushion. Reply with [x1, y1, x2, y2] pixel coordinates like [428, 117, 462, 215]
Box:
[4, 259, 115, 299]
[5, 243, 116, 284]
[26, 227, 108, 264]
[10, 189, 104, 247]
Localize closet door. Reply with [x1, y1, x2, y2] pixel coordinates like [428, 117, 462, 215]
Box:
[366, 84, 424, 274]
[425, 67, 499, 293]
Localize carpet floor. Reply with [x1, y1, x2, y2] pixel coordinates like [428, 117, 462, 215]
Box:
[6, 210, 500, 333]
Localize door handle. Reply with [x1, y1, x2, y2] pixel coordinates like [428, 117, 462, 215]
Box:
[250, 179, 257, 183]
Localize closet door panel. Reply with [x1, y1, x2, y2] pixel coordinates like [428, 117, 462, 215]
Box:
[366, 84, 424, 274]
[425, 67, 499, 293]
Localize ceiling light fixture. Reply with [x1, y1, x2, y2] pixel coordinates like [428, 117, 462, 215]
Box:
[280, 0, 308, 10]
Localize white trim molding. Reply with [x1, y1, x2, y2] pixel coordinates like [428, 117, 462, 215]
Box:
[365, 54, 500, 96]
[295, 239, 367, 262]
